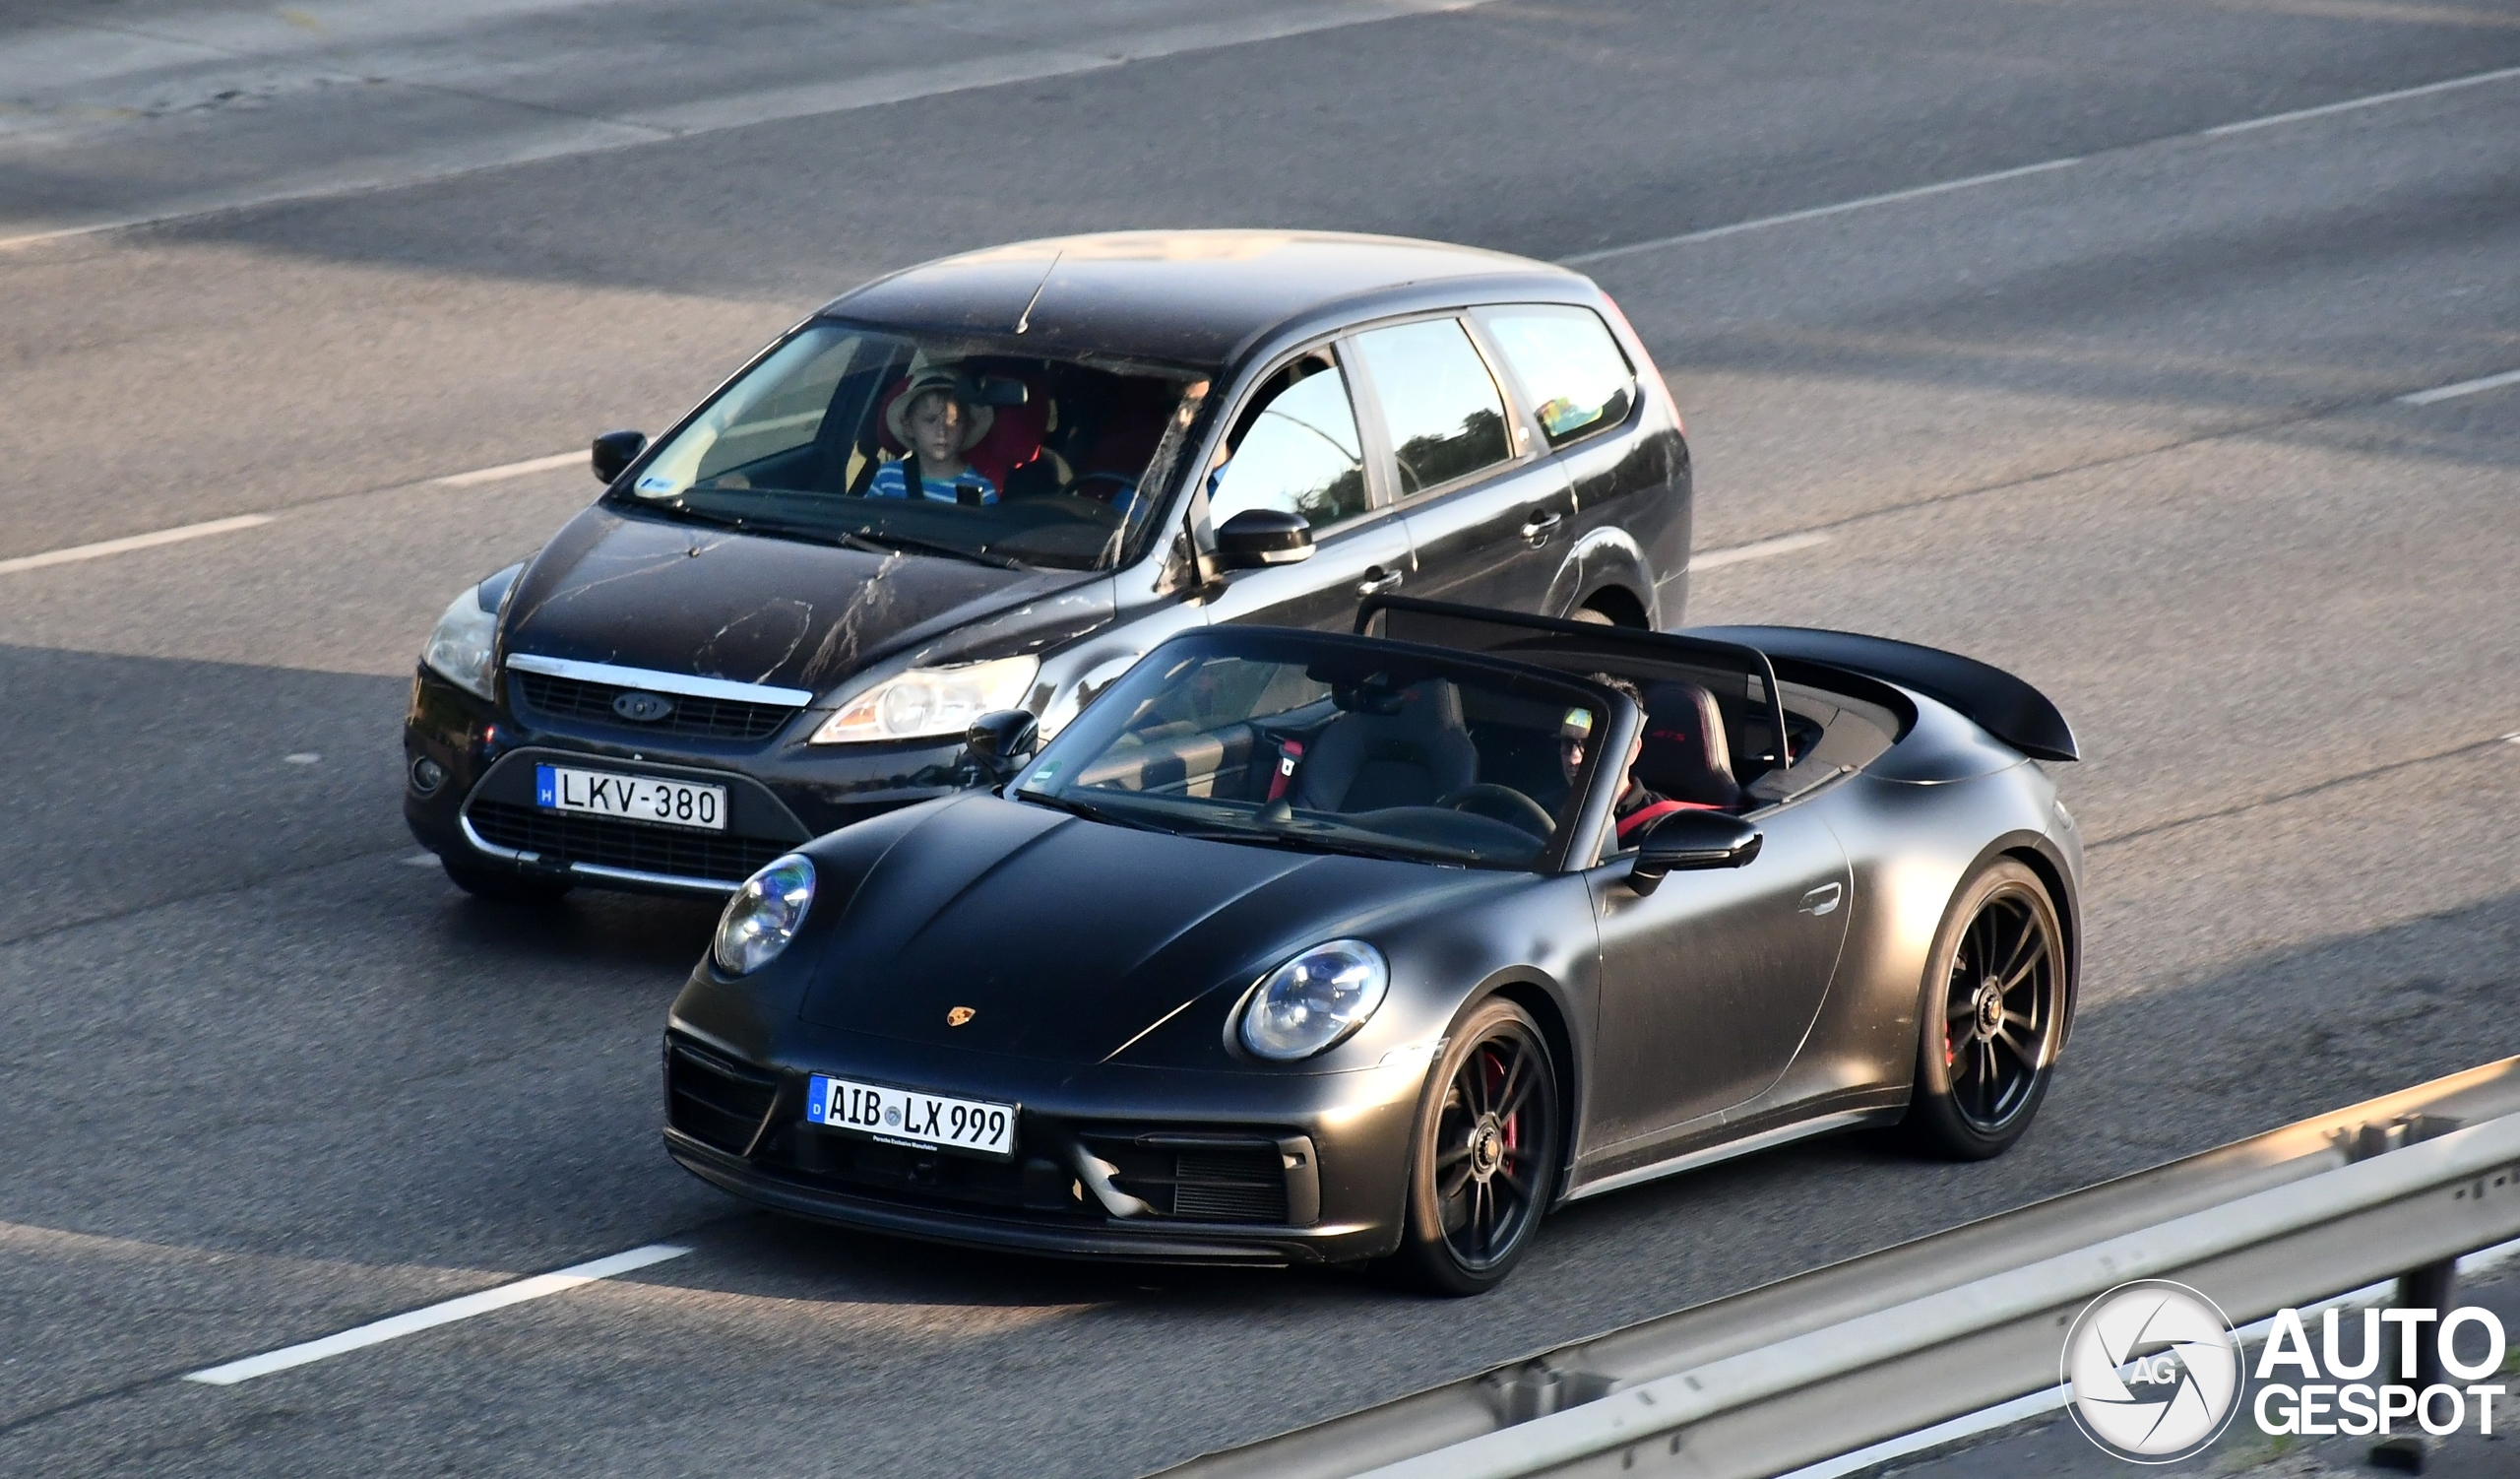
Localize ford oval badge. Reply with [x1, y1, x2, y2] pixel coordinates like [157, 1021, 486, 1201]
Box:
[612, 691, 674, 723]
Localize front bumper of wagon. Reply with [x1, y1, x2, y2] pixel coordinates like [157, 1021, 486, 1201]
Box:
[659, 1024, 1423, 1266]
[402, 664, 976, 893]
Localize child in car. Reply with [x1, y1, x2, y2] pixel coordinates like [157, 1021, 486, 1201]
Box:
[870, 370, 1000, 505]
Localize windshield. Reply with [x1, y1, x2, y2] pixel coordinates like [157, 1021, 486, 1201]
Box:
[614, 321, 1207, 572]
[1011, 631, 1608, 870]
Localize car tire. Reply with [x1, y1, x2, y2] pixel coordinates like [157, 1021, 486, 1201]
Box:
[1380, 997, 1562, 1296]
[1900, 859, 2068, 1161]
[439, 853, 575, 906]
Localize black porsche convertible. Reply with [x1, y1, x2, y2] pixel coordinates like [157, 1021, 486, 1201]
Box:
[662, 599, 2082, 1293]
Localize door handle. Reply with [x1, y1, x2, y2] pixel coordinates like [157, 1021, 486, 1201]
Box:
[1798, 882, 1843, 917]
[1356, 566, 1405, 597]
[1520, 510, 1563, 545]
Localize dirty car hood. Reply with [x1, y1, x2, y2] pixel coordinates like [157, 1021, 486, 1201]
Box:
[499, 504, 1111, 695]
[797, 796, 1460, 1064]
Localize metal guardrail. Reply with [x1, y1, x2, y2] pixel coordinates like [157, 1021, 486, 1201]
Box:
[1157, 1058, 2520, 1479]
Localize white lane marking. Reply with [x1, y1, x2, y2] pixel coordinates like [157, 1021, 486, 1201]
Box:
[1562, 61, 2520, 268]
[402, 852, 441, 867]
[183, 1243, 690, 1385]
[1561, 159, 2083, 265]
[0, 514, 272, 576]
[431, 451, 584, 486]
[2399, 367, 2520, 406]
[284, 753, 321, 765]
[0, 0, 1495, 250]
[2202, 62, 2520, 137]
[1691, 531, 1832, 571]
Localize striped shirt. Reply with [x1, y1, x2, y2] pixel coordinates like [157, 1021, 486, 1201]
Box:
[868, 460, 997, 505]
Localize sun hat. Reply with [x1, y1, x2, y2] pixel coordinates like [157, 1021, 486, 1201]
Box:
[885, 370, 995, 452]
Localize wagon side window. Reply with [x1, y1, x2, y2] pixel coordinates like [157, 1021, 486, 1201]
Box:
[1348, 317, 1513, 494]
[1206, 354, 1370, 533]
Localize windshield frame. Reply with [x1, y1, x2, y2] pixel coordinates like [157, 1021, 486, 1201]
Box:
[1005, 627, 1636, 874]
[599, 316, 1215, 575]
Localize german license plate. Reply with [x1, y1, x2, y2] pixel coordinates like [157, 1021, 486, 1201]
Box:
[535, 764, 726, 831]
[806, 1074, 1017, 1158]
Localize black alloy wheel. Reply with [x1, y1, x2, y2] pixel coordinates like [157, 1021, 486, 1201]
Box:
[1902, 859, 2068, 1160]
[1383, 997, 1561, 1295]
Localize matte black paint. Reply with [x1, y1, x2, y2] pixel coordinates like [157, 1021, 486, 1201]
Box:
[1686, 623, 2080, 763]
[663, 618, 2082, 1267]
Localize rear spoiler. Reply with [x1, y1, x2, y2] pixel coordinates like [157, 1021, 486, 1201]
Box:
[1682, 625, 2079, 763]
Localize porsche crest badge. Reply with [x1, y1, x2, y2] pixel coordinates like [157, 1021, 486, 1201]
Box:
[947, 1006, 976, 1027]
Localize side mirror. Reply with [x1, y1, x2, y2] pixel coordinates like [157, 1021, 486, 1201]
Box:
[1214, 508, 1313, 570]
[965, 709, 1040, 781]
[1627, 809, 1763, 895]
[592, 429, 648, 484]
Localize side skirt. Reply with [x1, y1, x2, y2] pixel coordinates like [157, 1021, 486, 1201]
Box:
[1561, 1104, 1903, 1203]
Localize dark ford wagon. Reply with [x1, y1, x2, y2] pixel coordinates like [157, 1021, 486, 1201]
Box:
[403, 230, 1693, 901]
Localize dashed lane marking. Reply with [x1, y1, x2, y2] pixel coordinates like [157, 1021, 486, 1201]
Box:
[1562, 62, 2520, 267]
[430, 451, 585, 486]
[1691, 532, 1832, 571]
[183, 1244, 690, 1385]
[2399, 368, 2520, 406]
[0, 514, 271, 576]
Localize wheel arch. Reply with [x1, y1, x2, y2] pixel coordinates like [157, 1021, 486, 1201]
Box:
[1546, 527, 1660, 629]
[1997, 836, 2081, 1050]
[1465, 971, 1584, 1208]
[1575, 584, 1650, 628]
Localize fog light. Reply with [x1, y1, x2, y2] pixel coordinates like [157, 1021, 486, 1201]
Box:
[410, 755, 448, 795]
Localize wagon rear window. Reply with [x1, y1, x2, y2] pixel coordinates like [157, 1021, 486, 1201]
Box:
[1477, 305, 1634, 446]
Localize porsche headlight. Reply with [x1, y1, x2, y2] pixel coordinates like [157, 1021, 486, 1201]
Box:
[420, 569, 514, 701]
[809, 656, 1039, 744]
[712, 855, 815, 975]
[1238, 939, 1389, 1061]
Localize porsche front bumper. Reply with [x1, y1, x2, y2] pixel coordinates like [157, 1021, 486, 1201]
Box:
[660, 1021, 1426, 1266]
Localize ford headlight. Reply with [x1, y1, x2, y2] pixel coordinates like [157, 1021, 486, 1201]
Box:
[713, 855, 815, 975]
[809, 656, 1039, 744]
[420, 564, 519, 702]
[1238, 939, 1389, 1061]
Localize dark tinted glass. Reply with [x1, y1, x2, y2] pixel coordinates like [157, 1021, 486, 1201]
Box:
[1350, 318, 1513, 495]
[1478, 305, 1635, 446]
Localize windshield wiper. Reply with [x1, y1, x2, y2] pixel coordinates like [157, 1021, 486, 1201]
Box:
[1171, 827, 1442, 866]
[835, 527, 1028, 570]
[1016, 791, 1166, 832]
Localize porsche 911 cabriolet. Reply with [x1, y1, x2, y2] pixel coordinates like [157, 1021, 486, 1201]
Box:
[661, 599, 2081, 1293]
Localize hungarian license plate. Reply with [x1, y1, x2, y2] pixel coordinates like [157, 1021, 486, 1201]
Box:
[535, 764, 726, 831]
[806, 1074, 1017, 1159]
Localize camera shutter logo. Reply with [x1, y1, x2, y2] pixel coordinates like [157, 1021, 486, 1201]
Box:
[2062, 1280, 2244, 1462]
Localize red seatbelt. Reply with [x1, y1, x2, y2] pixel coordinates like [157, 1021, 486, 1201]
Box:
[1615, 799, 1721, 845]
[1266, 739, 1305, 802]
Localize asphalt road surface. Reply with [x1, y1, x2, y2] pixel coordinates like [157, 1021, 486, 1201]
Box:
[4, 2, 2518, 1474]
